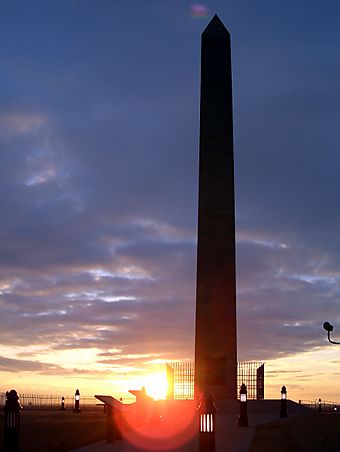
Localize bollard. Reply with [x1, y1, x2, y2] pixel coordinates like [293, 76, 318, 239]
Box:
[280, 386, 287, 419]
[4, 389, 21, 452]
[61, 396, 65, 411]
[197, 392, 216, 452]
[238, 383, 248, 427]
[74, 389, 80, 413]
[318, 398, 322, 413]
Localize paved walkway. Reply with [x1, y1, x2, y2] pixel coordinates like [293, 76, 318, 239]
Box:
[72, 400, 309, 452]
[71, 414, 274, 452]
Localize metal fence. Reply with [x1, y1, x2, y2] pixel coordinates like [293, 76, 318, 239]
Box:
[0, 392, 127, 410]
[237, 361, 264, 400]
[300, 399, 340, 412]
[166, 361, 265, 400]
[167, 361, 195, 400]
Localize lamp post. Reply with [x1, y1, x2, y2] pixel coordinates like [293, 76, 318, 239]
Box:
[4, 389, 21, 452]
[238, 383, 248, 427]
[280, 386, 287, 419]
[323, 322, 340, 344]
[74, 389, 80, 413]
[197, 392, 216, 452]
[61, 396, 65, 411]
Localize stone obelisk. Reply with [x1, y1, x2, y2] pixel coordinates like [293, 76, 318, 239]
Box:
[194, 15, 237, 400]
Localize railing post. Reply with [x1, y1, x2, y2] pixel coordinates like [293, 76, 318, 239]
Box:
[4, 389, 21, 452]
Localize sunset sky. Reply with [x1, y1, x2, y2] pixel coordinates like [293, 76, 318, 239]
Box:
[1, 0, 339, 402]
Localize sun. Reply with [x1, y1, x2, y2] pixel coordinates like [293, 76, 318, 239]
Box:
[144, 371, 168, 400]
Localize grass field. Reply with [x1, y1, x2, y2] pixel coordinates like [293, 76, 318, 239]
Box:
[0, 410, 106, 452]
[250, 413, 340, 452]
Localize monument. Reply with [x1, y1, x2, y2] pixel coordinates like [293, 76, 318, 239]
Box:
[194, 15, 237, 400]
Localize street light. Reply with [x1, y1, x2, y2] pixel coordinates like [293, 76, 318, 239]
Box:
[74, 389, 80, 413]
[197, 392, 216, 452]
[323, 322, 340, 344]
[238, 383, 248, 427]
[280, 386, 287, 419]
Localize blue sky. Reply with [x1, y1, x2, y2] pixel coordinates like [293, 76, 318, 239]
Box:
[0, 0, 339, 399]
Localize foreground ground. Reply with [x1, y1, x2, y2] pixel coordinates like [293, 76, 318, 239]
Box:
[1, 409, 340, 451]
[0, 410, 106, 452]
[250, 413, 340, 452]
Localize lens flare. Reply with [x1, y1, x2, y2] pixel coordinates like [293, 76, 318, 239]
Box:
[117, 372, 196, 449]
[121, 400, 197, 450]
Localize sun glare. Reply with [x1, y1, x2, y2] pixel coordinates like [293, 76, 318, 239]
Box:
[144, 371, 168, 400]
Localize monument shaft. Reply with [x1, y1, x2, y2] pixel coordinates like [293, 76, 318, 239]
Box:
[194, 15, 237, 400]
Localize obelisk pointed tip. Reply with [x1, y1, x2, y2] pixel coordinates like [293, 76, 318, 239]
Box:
[203, 14, 229, 36]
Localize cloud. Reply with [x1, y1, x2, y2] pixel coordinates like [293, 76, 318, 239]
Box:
[0, 111, 46, 137]
[0, 355, 67, 374]
[0, 0, 339, 396]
